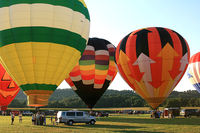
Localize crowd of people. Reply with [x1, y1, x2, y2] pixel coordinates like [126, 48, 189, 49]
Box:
[7, 109, 61, 126]
[9, 111, 59, 126]
[10, 112, 22, 125]
[151, 110, 162, 118]
[32, 112, 46, 125]
[151, 110, 175, 118]
[9, 111, 48, 125]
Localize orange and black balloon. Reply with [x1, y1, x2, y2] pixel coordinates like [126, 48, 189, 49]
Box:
[0, 64, 20, 111]
[115, 27, 190, 109]
[65, 38, 117, 109]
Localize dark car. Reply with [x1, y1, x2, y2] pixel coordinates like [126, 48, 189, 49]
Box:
[180, 109, 200, 117]
[92, 111, 109, 117]
[98, 112, 109, 117]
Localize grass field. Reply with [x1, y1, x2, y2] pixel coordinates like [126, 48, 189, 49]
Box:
[1, 114, 200, 133]
[8, 106, 200, 111]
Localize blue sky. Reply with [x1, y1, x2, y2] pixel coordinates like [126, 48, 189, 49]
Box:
[59, 0, 200, 91]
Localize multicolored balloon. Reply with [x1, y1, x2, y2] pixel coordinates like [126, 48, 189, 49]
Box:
[65, 38, 117, 109]
[0, 0, 90, 107]
[0, 64, 20, 111]
[187, 52, 200, 93]
[115, 27, 190, 109]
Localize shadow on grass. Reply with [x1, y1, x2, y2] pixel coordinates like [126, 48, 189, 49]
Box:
[97, 117, 200, 125]
[112, 131, 163, 133]
[76, 124, 141, 129]
[45, 123, 141, 130]
[44, 124, 75, 129]
[45, 123, 164, 133]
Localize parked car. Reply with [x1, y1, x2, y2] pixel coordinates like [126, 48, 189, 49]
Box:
[56, 110, 96, 125]
[96, 111, 109, 117]
[22, 111, 33, 116]
[163, 108, 180, 118]
[180, 109, 200, 117]
[10, 110, 20, 116]
[122, 110, 133, 114]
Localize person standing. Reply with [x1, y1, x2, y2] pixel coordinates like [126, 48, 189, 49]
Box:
[53, 116, 58, 125]
[44, 115, 46, 125]
[32, 114, 36, 125]
[19, 112, 22, 123]
[40, 114, 43, 125]
[32, 114, 34, 125]
[11, 112, 15, 125]
[50, 116, 53, 123]
[36, 112, 40, 125]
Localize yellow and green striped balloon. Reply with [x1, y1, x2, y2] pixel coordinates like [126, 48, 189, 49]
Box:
[0, 0, 90, 107]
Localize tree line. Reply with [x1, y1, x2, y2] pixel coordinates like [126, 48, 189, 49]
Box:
[9, 89, 200, 108]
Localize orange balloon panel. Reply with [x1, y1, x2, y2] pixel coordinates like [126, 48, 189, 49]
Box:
[115, 27, 190, 109]
[0, 64, 20, 110]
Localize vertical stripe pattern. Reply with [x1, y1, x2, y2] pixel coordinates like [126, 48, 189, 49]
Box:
[188, 52, 200, 93]
[115, 27, 190, 109]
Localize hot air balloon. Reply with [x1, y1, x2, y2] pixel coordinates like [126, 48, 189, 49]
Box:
[0, 64, 20, 111]
[65, 38, 117, 109]
[115, 27, 190, 109]
[187, 52, 200, 93]
[0, 0, 90, 107]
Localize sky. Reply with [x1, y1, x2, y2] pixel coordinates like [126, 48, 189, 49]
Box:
[58, 0, 200, 91]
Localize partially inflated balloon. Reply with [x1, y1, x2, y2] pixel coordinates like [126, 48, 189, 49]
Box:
[115, 27, 190, 109]
[65, 38, 117, 109]
[187, 52, 200, 93]
[0, 64, 20, 110]
[0, 0, 90, 107]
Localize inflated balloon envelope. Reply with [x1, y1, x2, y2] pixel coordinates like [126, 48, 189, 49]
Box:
[0, 0, 90, 107]
[0, 64, 20, 111]
[187, 52, 200, 93]
[66, 38, 117, 109]
[115, 27, 190, 109]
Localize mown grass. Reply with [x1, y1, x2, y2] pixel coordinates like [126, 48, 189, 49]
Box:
[8, 106, 200, 112]
[0, 114, 200, 133]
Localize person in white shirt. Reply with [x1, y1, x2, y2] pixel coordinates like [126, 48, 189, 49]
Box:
[11, 112, 15, 125]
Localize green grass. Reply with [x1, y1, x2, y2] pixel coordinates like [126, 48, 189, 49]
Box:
[8, 106, 200, 112]
[1, 114, 200, 133]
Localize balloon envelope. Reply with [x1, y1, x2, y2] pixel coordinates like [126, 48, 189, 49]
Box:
[187, 52, 200, 93]
[0, 0, 90, 107]
[0, 64, 20, 110]
[65, 38, 117, 109]
[115, 27, 190, 109]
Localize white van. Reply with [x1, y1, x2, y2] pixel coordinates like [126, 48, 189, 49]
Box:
[56, 110, 96, 125]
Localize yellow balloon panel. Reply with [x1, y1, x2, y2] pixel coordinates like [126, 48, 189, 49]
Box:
[0, 42, 81, 86]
